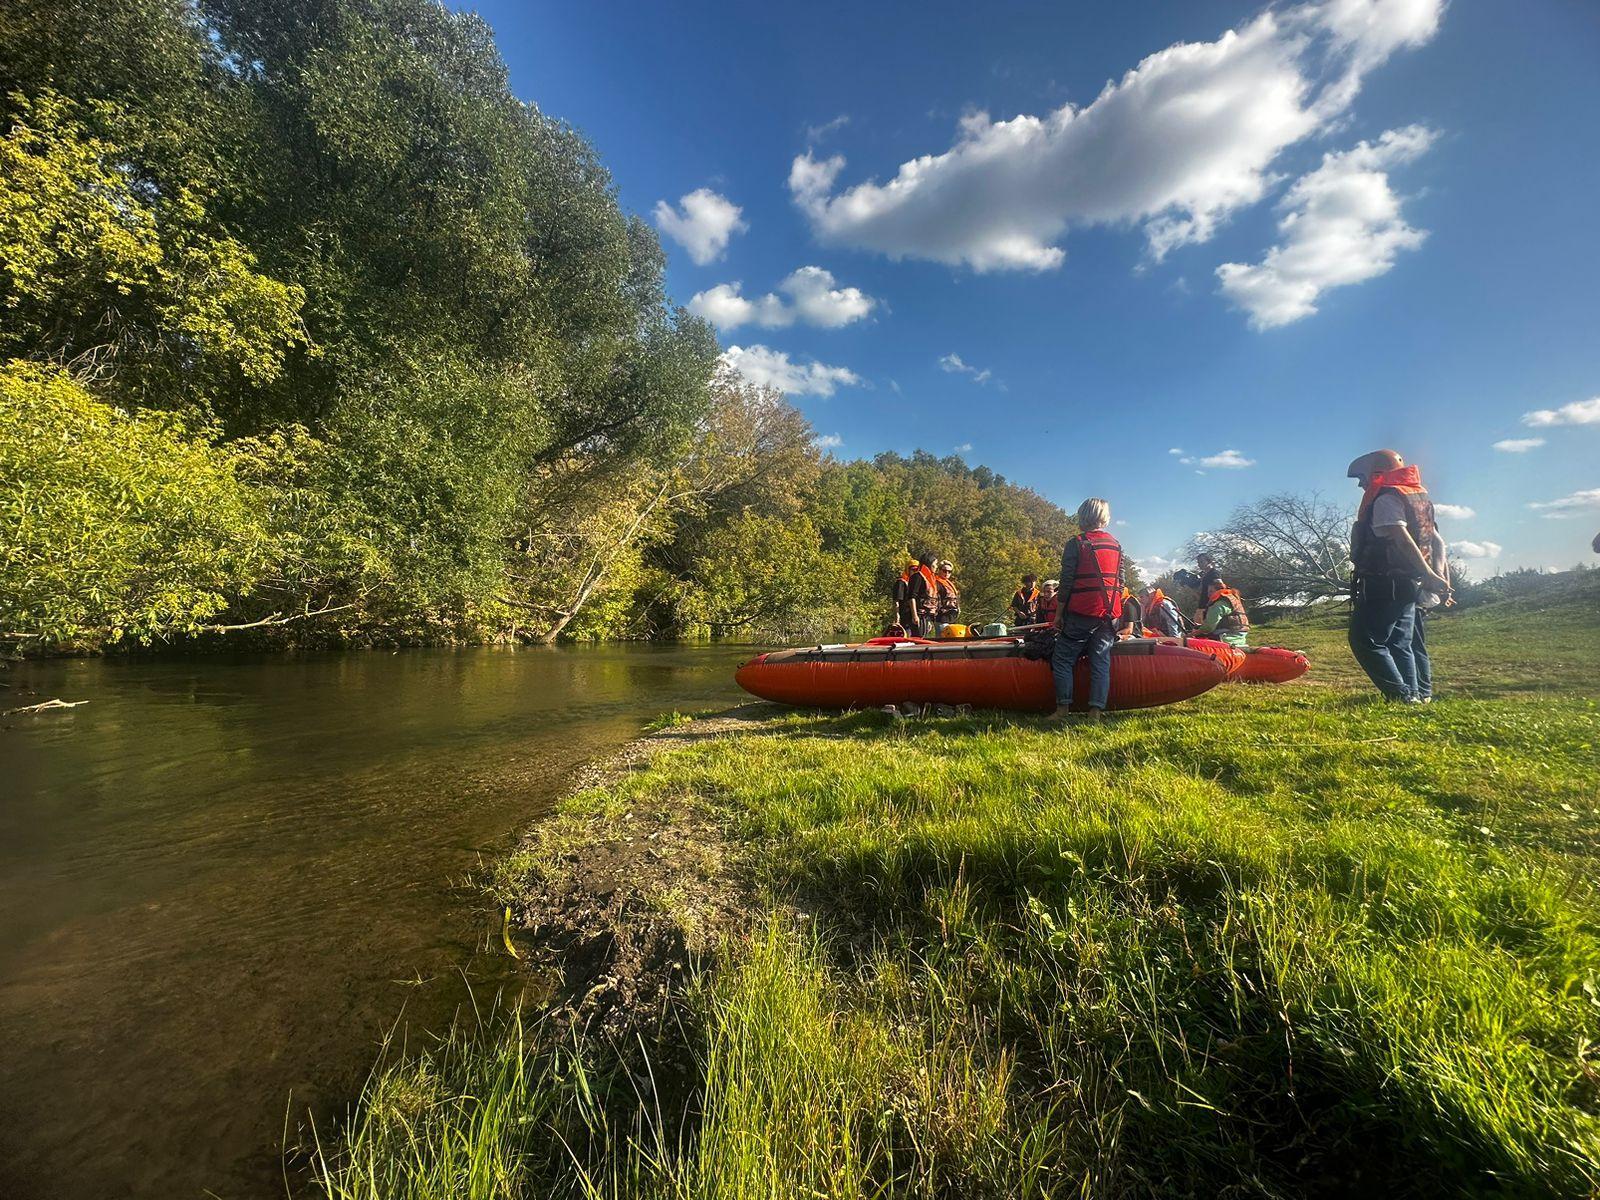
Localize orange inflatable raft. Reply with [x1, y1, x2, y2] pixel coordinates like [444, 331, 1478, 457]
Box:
[735, 637, 1225, 713]
[1144, 635, 1246, 679]
[1233, 646, 1310, 684]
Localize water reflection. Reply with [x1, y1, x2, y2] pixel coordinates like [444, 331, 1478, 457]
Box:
[0, 644, 748, 1199]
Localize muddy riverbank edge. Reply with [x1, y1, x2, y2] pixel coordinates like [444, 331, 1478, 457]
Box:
[488, 703, 779, 1042]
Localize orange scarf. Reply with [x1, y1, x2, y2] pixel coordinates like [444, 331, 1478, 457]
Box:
[1359, 464, 1424, 518]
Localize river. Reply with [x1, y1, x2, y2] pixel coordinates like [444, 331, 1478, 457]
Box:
[0, 644, 750, 1199]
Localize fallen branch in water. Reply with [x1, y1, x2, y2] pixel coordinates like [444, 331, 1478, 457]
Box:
[4, 698, 89, 716]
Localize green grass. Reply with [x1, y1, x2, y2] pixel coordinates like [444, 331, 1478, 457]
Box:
[314, 573, 1600, 1198]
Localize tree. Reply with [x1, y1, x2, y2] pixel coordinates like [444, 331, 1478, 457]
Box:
[1186, 492, 1353, 605]
[0, 363, 273, 644]
[0, 91, 308, 403]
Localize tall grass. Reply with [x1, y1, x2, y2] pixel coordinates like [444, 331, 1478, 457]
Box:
[314, 578, 1600, 1197]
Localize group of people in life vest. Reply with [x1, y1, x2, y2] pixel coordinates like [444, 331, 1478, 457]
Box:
[884, 447, 1476, 719]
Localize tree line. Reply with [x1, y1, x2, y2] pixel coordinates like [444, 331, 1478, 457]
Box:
[0, 0, 1074, 649]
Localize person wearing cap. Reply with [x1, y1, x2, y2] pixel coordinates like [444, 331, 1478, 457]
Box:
[1347, 449, 1452, 703]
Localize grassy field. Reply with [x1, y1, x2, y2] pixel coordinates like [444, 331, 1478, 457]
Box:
[313, 573, 1600, 1199]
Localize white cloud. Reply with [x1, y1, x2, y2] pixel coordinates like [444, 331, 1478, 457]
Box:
[1167, 447, 1184, 455]
[719, 345, 860, 397]
[1217, 125, 1434, 329]
[1432, 503, 1474, 520]
[938, 353, 992, 384]
[1448, 539, 1501, 559]
[1493, 437, 1545, 453]
[652, 188, 746, 265]
[815, 433, 843, 449]
[1137, 554, 1183, 578]
[1522, 396, 1600, 428]
[806, 114, 851, 145]
[788, 0, 1442, 272]
[1528, 489, 1600, 519]
[954, 442, 973, 452]
[1179, 448, 1256, 469]
[689, 267, 876, 330]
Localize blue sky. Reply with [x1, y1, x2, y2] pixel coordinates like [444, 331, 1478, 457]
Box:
[465, 0, 1600, 576]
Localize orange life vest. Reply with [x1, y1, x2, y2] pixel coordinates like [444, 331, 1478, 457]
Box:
[1066, 531, 1123, 619]
[1205, 586, 1250, 633]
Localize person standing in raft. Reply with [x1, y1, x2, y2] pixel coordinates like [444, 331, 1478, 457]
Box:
[1141, 585, 1183, 637]
[908, 553, 941, 636]
[1347, 449, 1451, 703]
[1011, 574, 1041, 626]
[934, 560, 961, 632]
[1038, 579, 1059, 629]
[1189, 552, 1222, 621]
[891, 557, 919, 633]
[1047, 498, 1122, 724]
[1194, 578, 1250, 647]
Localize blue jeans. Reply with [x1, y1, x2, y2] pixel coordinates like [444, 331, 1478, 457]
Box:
[1349, 578, 1420, 699]
[1413, 608, 1433, 700]
[1052, 615, 1116, 711]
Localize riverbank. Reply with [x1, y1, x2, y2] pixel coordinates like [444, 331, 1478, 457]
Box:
[312, 578, 1600, 1197]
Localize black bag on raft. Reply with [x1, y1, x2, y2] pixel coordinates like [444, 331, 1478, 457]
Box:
[1019, 629, 1057, 660]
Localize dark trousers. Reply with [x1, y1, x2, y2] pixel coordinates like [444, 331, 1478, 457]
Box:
[1052, 615, 1116, 711]
[1349, 577, 1422, 699]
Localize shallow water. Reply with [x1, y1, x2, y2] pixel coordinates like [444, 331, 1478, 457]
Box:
[0, 644, 749, 1199]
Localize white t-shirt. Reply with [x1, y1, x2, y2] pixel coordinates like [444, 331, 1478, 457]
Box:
[1371, 492, 1407, 529]
[1370, 493, 1447, 605]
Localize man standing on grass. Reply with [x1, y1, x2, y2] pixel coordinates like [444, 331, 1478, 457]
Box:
[1347, 449, 1452, 703]
[1048, 498, 1122, 724]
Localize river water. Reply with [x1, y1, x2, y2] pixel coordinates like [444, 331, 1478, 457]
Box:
[0, 644, 749, 1199]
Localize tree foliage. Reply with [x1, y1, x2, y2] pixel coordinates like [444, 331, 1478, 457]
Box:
[0, 362, 272, 643]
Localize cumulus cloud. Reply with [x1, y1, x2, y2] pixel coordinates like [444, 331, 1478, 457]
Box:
[719, 345, 860, 397]
[1179, 448, 1256, 469]
[1217, 124, 1434, 329]
[1493, 437, 1545, 453]
[815, 433, 843, 449]
[1522, 396, 1600, 428]
[653, 188, 746, 264]
[1432, 503, 1474, 520]
[1527, 489, 1600, 519]
[788, 0, 1443, 272]
[1168, 447, 1184, 455]
[689, 267, 875, 330]
[938, 353, 992, 384]
[1448, 540, 1501, 559]
[954, 442, 974, 453]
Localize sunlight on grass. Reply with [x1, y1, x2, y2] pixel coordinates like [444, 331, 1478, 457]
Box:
[316, 577, 1600, 1197]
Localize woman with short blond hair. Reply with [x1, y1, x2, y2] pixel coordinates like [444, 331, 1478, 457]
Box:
[1049, 498, 1123, 722]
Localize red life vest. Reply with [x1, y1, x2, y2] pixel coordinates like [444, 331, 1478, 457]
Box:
[1038, 591, 1058, 625]
[1067, 531, 1123, 619]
